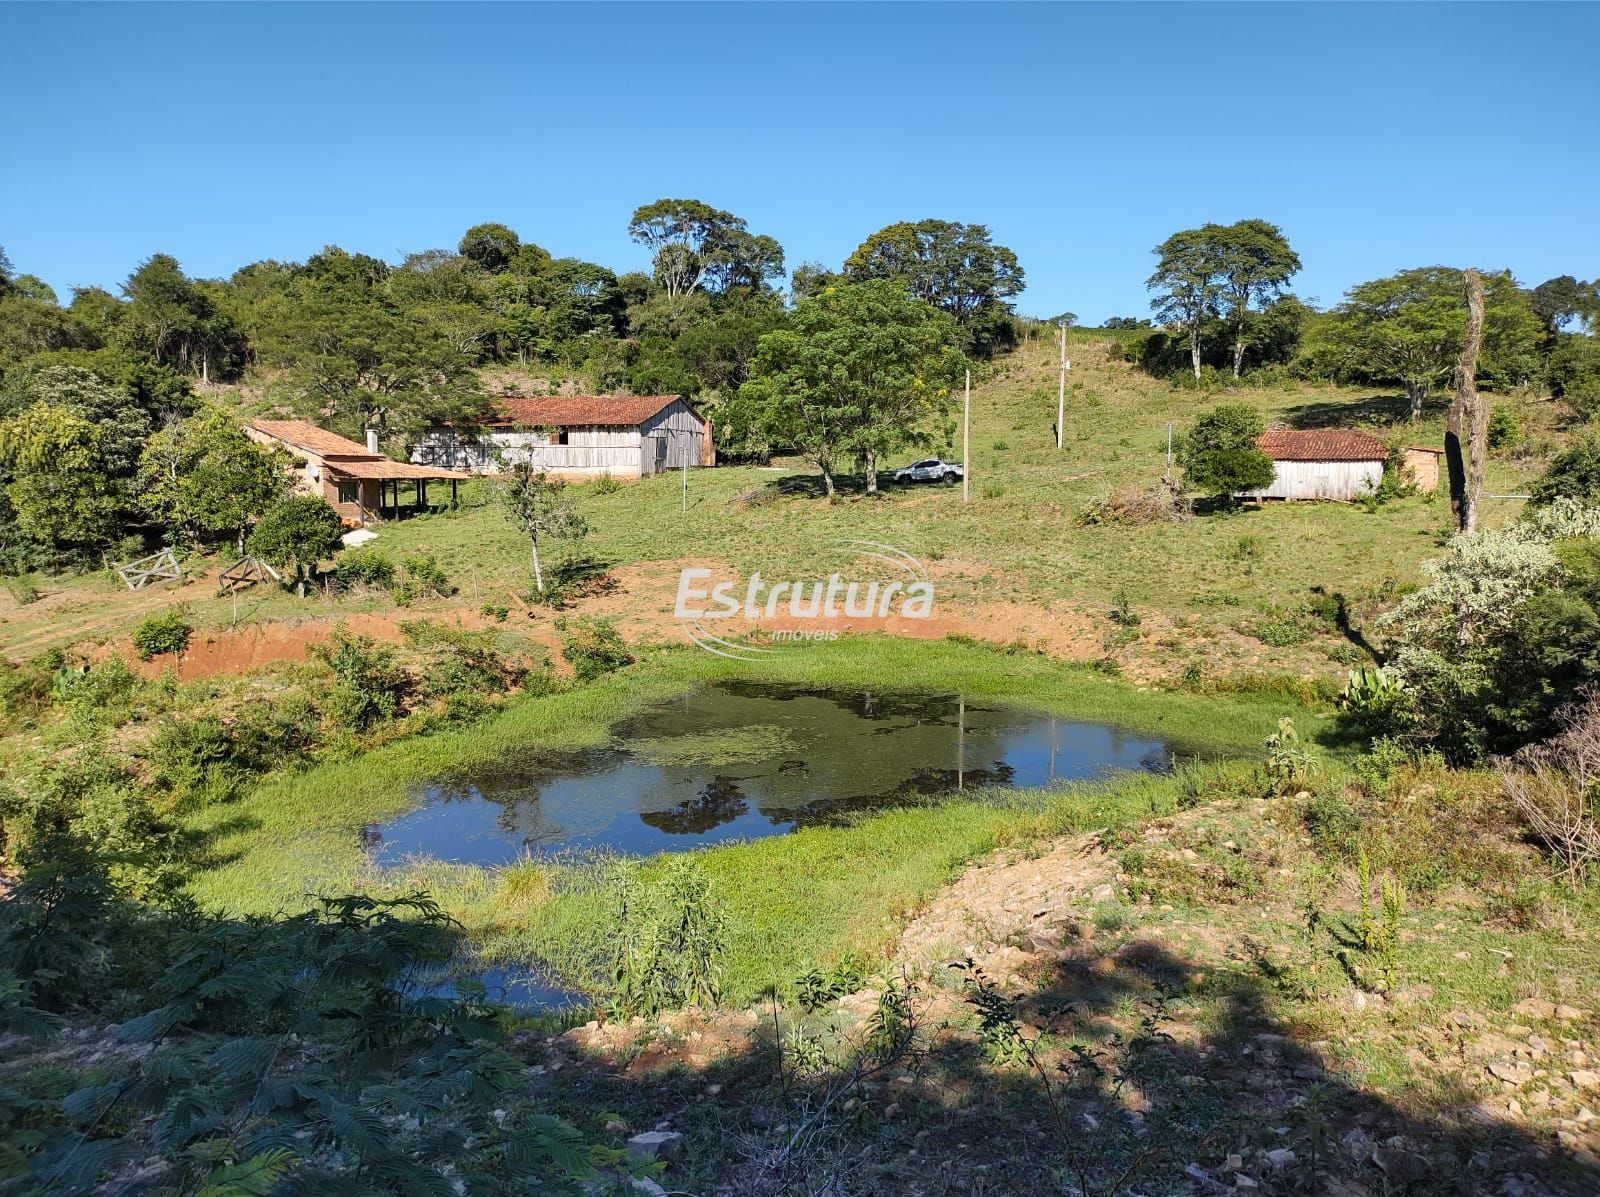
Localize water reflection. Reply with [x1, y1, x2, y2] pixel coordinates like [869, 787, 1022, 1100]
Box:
[365, 683, 1177, 866]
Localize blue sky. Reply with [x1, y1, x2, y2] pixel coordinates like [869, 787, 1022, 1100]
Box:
[2, 2, 1596, 323]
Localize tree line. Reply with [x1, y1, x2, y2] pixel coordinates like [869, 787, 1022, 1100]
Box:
[0, 207, 1025, 567]
[1133, 219, 1600, 420]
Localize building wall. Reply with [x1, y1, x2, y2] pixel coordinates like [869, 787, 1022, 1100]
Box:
[1402, 449, 1442, 494]
[412, 427, 645, 476]
[1243, 459, 1385, 501]
[320, 475, 381, 526]
[639, 400, 706, 475]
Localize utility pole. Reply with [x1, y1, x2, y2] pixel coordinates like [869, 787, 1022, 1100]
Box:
[1056, 321, 1070, 450]
[681, 455, 689, 513]
[962, 369, 971, 504]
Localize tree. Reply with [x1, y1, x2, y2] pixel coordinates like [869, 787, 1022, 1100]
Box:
[121, 254, 244, 382]
[1446, 269, 1488, 535]
[1147, 226, 1227, 380]
[457, 222, 522, 273]
[139, 406, 290, 550]
[626, 199, 783, 308]
[1214, 220, 1300, 378]
[497, 462, 588, 593]
[1531, 436, 1600, 507]
[1530, 275, 1596, 334]
[246, 496, 344, 597]
[0, 402, 126, 550]
[1305, 267, 1543, 420]
[1180, 405, 1276, 501]
[731, 280, 965, 495]
[842, 220, 1023, 355]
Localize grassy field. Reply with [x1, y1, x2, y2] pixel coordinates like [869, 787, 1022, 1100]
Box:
[0, 333, 1561, 675]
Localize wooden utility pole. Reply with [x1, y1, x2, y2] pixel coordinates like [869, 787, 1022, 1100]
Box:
[1446, 268, 1487, 534]
[1056, 322, 1069, 449]
[962, 369, 971, 503]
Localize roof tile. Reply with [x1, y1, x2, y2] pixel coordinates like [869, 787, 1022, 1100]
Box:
[1257, 428, 1387, 462]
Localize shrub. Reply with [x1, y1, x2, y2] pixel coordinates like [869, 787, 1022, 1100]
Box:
[1498, 691, 1600, 880]
[479, 602, 509, 622]
[1263, 716, 1318, 795]
[313, 628, 407, 731]
[1487, 406, 1520, 451]
[1339, 665, 1412, 736]
[49, 655, 138, 710]
[4, 576, 40, 605]
[1075, 481, 1191, 526]
[393, 554, 453, 605]
[557, 616, 633, 682]
[608, 856, 725, 1016]
[247, 495, 344, 594]
[1532, 436, 1600, 507]
[336, 547, 395, 588]
[590, 472, 621, 495]
[0, 649, 63, 732]
[400, 620, 531, 705]
[1181, 405, 1276, 501]
[132, 607, 193, 660]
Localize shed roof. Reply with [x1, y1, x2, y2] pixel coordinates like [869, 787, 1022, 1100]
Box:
[323, 458, 468, 481]
[490, 395, 683, 428]
[248, 419, 374, 459]
[1256, 428, 1387, 463]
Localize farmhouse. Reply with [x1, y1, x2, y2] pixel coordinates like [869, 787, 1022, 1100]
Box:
[1244, 427, 1388, 502]
[411, 395, 712, 479]
[245, 419, 468, 527]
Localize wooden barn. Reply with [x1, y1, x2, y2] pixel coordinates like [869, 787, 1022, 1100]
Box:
[412, 395, 712, 479]
[246, 419, 468, 527]
[1243, 428, 1388, 502]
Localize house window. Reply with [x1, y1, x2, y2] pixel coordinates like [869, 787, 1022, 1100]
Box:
[336, 481, 360, 505]
[554, 429, 569, 445]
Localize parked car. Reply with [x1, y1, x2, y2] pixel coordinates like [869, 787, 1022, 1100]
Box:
[892, 457, 964, 484]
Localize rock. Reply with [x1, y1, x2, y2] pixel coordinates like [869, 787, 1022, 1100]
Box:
[626, 1131, 684, 1162]
[1264, 1148, 1296, 1169]
[1489, 1060, 1534, 1086]
[1513, 998, 1558, 1020]
[1090, 883, 1117, 903]
[1225, 1153, 1244, 1170]
[1373, 1147, 1429, 1184]
[1572, 1070, 1600, 1090]
[1556, 1005, 1589, 1021]
[604, 1119, 629, 1135]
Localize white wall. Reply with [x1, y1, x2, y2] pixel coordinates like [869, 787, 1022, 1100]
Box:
[1242, 460, 1385, 501]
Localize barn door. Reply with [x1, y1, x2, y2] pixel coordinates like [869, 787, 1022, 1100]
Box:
[651, 436, 667, 475]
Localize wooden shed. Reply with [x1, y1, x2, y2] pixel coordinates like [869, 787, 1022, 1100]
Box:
[412, 395, 712, 479]
[1242, 428, 1388, 502]
[246, 419, 468, 527]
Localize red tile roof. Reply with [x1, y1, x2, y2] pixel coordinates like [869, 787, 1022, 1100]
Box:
[324, 458, 468, 481]
[490, 395, 682, 428]
[1257, 428, 1387, 462]
[248, 419, 375, 459]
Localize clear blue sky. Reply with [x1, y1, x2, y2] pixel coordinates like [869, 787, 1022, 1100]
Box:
[3, 2, 1596, 323]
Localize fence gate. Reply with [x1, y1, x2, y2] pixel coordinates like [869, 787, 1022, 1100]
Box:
[115, 547, 182, 591]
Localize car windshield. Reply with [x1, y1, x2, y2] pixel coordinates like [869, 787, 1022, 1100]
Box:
[915, 459, 936, 468]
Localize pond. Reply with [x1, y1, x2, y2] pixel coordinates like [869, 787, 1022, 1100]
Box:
[364, 681, 1178, 867]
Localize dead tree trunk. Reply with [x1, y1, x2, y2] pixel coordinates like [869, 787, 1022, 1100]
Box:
[1446, 268, 1487, 534]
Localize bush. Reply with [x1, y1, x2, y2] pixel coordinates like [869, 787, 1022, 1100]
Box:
[0, 649, 62, 732]
[393, 554, 454, 605]
[479, 602, 509, 622]
[399, 620, 532, 707]
[1339, 665, 1412, 736]
[336, 547, 395, 588]
[590, 472, 621, 495]
[247, 495, 344, 593]
[4, 576, 40, 605]
[1181, 406, 1275, 501]
[557, 615, 633, 682]
[1075, 481, 1191, 526]
[608, 856, 725, 1016]
[1531, 435, 1600, 507]
[1487, 406, 1520, 451]
[1498, 693, 1600, 880]
[313, 628, 407, 731]
[132, 607, 193, 660]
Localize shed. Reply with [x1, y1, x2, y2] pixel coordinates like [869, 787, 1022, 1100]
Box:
[1401, 445, 1444, 494]
[246, 419, 468, 527]
[411, 395, 712, 479]
[1243, 428, 1388, 502]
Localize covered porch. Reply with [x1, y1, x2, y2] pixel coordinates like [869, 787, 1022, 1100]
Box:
[323, 458, 469, 526]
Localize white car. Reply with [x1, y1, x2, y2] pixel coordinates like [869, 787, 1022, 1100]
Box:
[892, 457, 964, 485]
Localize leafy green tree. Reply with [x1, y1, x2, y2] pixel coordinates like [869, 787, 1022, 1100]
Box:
[457, 221, 522, 273]
[139, 406, 290, 550]
[0, 402, 127, 550]
[842, 220, 1023, 356]
[1215, 220, 1301, 378]
[247, 495, 344, 596]
[1530, 275, 1597, 334]
[1531, 435, 1600, 507]
[1304, 267, 1543, 419]
[121, 254, 245, 382]
[627, 199, 784, 308]
[732, 280, 965, 495]
[1148, 226, 1227, 380]
[1180, 405, 1276, 501]
[497, 462, 589, 593]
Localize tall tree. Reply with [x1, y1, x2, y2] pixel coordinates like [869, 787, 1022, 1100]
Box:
[1446, 269, 1488, 535]
[842, 220, 1023, 355]
[1215, 220, 1301, 378]
[1305, 267, 1543, 420]
[457, 222, 522, 273]
[1147, 226, 1227, 380]
[731, 280, 964, 495]
[247, 495, 345, 597]
[626, 199, 783, 308]
[138, 406, 290, 550]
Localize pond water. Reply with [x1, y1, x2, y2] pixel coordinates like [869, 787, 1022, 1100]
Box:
[364, 681, 1177, 867]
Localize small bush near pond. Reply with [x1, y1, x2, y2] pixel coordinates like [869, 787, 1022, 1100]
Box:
[337, 547, 395, 589]
[132, 608, 193, 660]
[313, 628, 407, 731]
[556, 615, 633, 682]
